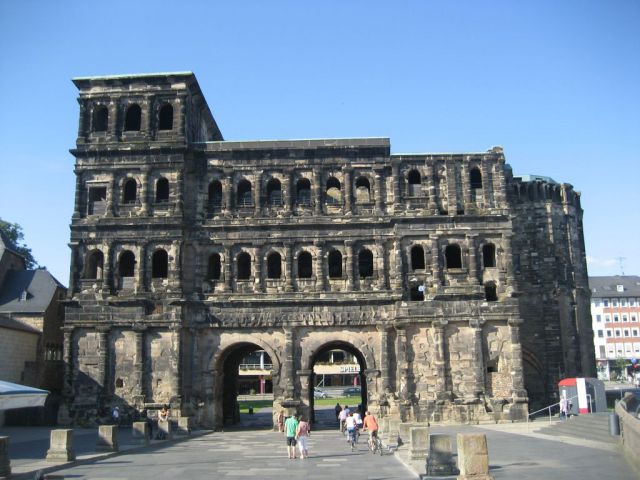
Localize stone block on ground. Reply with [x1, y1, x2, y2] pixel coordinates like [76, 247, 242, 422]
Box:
[96, 425, 119, 452]
[132, 421, 150, 445]
[409, 426, 429, 460]
[456, 433, 493, 480]
[177, 417, 192, 436]
[399, 422, 414, 446]
[426, 434, 457, 476]
[386, 418, 400, 445]
[0, 436, 11, 478]
[46, 429, 76, 462]
[158, 419, 173, 440]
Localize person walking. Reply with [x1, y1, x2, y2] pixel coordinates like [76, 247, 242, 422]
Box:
[559, 395, 569, 420]
[296, 416, 311, 459]
[338, 405, 349, 433]
[284, 414, 299, 459]
[345, 411, 358, 450]
[334, 403, 342, 424]
[277, 410, 286, 433]
[111, 406, 120, 426]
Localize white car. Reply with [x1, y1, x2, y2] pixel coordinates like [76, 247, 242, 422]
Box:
[314, 388, 329, 398]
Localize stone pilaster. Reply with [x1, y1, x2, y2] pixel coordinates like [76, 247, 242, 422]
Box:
[140, 168, 149, 215]
[223, 244, 232, 292]
[343, 168, 352, 214]
[467, 235, 479, 284]
[374, 168, 384, 213]
[223, 171, 233, 216]
[391, 160, 402, 213]
[508, 319, 527, 399]
[481, 159, 492, 209]
[283, 172, 292, 213]
[285, 244, 294, 292]
[283, 328, 295, 399]
[136, 242, 146, 293]
[396, 326, 409, 402]
[390, 239, 403, 293]
[345, 240, 355, 290]
[102, 245, 112, 294]
[170, 326, 182, 403]
[133, 328, 146, 402]
[426, 162, 437, 213]
[378, 326, 391, 392]
[314, 241, 325, 291]
[106, 175, 116, 217]
[432, 321, 451, 400]
[254, 246, 263, 292]
[72, 170, 82, 218]
[253, 171, 262, 217]
[376, 242, 387, 290]
[62, 327, 74, 397]
[67, 242, 79, 297]
[313, 168, 322, 215]
[96, 327, 110, 394]
[470, 320, 485, 398]
[175, 170, 183, 215]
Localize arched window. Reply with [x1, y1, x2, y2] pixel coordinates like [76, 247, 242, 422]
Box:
[298, 251, 313, 278]
[410, 245, 425, 271]
[93, 106, 108, 132]
[445, 244, 462, 269]
[152, 249, 168, 278]
[237, 252, 251, 280]
[358, 249, 373, 278]
[355, 176, 371, 203]
[85, 250, 104, 279]
[237, 179, 252, 207]
[118, 250, 135, 277]
[208, 180, 223, 208]
[485, 282, 498, 302]
[158, 104, 173, 130]
[124, 104, 141, 131]
[483, 244, 496, 268]
[156, 177, 169, 202]
[266, 178, 282, 206]
[328, 250, 343, 278]
[296, 178, 311, 206]
[408, 169, 421, 196]
[267, 252, 282, 279]
[326, 177, 341, 204]
[207, 253, 221, 280]
[470, 167, 482, 189]
[123, 178, 137, 204]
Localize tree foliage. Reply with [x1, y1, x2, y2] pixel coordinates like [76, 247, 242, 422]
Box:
[0, 218, 38, 269]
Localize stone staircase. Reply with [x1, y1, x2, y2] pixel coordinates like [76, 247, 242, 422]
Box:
[534, 412, 617, 444]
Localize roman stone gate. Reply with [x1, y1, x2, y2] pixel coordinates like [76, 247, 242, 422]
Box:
[60, 72, 595, 428]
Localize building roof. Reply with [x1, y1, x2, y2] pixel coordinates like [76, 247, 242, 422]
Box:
[0, 314, 40, 334]
[0, 269, 65, 314]
[589, 276, 640, 298]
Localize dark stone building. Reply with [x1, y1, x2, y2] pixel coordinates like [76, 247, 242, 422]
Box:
[61, 72, 595, 427]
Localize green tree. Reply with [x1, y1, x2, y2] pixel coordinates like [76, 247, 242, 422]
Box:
[0, 218, 38, 269]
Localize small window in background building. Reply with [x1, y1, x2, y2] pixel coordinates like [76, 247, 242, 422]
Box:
[606, 330, 612, 337]
[621, 298, 627, 306]
[604, 299, 609, 307]
[613, 299, 619, 307]
[596, 315, 601, 322]
[597, 330, 604, 338]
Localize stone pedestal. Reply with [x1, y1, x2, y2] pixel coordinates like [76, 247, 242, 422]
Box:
[132, 422, 150, 445]
[386, 417, 400, 445]
[409, 427, 429, 460]
[46, 429, 76, 462]
[177, 417, 192, 436]
[0, 436, 11, 478]
[96, 425, 119, 452]
[158, 419, 173, 440]
[426, 434, 457, 476]
[398, 422, 417, 446]
[456, 433, 493, 480]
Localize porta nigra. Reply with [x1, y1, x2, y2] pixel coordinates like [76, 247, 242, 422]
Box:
[60, 72, 595, 428]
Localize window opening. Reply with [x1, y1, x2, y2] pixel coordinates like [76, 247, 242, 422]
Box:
[326, 177, 341, 204]
[266, 178, 282, 206]
[267, 252, 282, 279]
[410, 284, 424, 301]
[407, 169, 421, 196]
[207, 253, 221, 280]
[237, 179, 252, 207]
[158, 104, 173, 130]
[445, 244, 462, 269]
[123, 178, 137, 204]
[296, 178, 311, 206]
[410, 245, 425, 271]
[152, 249, 168, 278]
[482, 244, 496, 268]
[156, 177, 169, 203]
[470, 167, 482, 189]
[355, 176, 371, 203]
[328, 250, 343, 278]
[85, 250, 104, 279]
[237, 252, 251, 280]
[124, 104, 141, 131]
[118, 250, 135, 278]
[298, 251, 313, 278]
[93, 106, 108, 132]
[208, 180, 223, 209]
[484, 282, 498, 301]
[88, 187, 107, 215]
[358, 249, 373, 278]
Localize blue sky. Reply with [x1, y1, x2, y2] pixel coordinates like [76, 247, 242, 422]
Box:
[1, 1, 638, 284]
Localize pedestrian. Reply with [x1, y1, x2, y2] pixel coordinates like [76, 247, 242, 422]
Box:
[559, 395, 568, 420]
[157, 405, 169, 439]
[111, 406, 120, 426]
[345, 411, 358, 449]
[296, 416, 311, 459]
[334, 402, 342, 423]
[277, 409, 286, 433]
[284, 414, 299, 459]
[338, 405, 349, 433]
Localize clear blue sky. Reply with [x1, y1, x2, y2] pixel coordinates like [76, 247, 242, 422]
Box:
[1, 1, 638, 285]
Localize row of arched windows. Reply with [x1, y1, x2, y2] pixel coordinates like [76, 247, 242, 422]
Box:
[84, 249, 169, 281]
[409, 243, 496, 271]
[121, 177, 170, 204]
[92, 103, 174, 133]
[406, 167, 483, 195]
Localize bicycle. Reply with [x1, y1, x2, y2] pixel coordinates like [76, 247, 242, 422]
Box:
[368, 432, 383, 455]
[347, 428, 357, 451]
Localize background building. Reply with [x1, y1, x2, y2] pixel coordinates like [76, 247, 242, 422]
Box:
[61, 72, 594, 428]
[590, 276, 640, 380]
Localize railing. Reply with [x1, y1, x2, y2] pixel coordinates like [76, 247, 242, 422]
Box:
[239, 363, 273, 371]
[526, 394, 592, 431]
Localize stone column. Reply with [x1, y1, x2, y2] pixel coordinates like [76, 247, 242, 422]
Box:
[133, 328, 146, 402]
[285, 244, 294, 292]
[106, 175, 116, 217]
[314, 241, 325, 291]
[445, 160, 457, 215]
[223, 171, 233, 216]
[426, 162, 437, 213]
[140, 168, 149, 216]
[72, 170, 82, 218]
[102, 245, 112, 294]
[467, 235, 479, 285]
[254, 246, 263, 293]
[432, 321, 450, 400]
[0, 436, 10, 478]
[136, 243, 146, 293]
[343, 168, 352, 214]
[470, 320, 485, 399]
[67, 242, 79, 297]
[254, 171, 262, 217]
[313, 168, 322, 215]
[283, 172, 292, 213]
[170, 326, 183, 403]
[376, 242, 387, 290]
[175, 170, 184, 215]
[223, 244, 233, 292]
[378, 326, 391, 392]
[62, 327, 74, 397]
[502, 234, 516, 287]
[391, 160, 402, 213]
[508, 319, 527, 399]
[283, 328, 295, 399]
[97, 327, 110, 394]
[430, 237, 442, 286]
[345, 240, 355, 290]
[297, 369, 312, 418]
[395, 326, 410, 402]
[374, 168, 384, 213]
[77, 100, 87, 139]
[390, 239, 403, 293]
[481, 159, 492, 209]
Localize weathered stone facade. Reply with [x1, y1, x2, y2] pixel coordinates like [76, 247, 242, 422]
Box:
[61, 72, 595, 427]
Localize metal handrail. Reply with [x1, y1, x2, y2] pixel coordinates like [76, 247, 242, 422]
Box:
[526, 393, 593, 431]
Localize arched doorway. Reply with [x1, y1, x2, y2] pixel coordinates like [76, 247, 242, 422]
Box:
[216, 342, 274, 429]
[308, 341, 368, 426]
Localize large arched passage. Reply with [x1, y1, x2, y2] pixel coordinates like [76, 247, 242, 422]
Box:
[308, 341, 368, 426]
